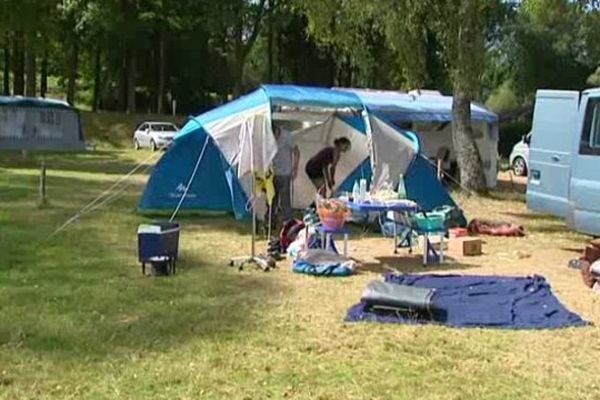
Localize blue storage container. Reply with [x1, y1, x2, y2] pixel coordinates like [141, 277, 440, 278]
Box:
[414, 213, 446, 232]
[137, 221, 180, 275]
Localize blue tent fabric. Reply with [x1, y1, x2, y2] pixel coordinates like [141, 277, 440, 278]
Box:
[346, 274, 588, 329]
[140, 84, 480, 218]
[404, 154, 467, 226]
[263, 84, 364, 110]
[342, 89, 498, 123]
[139, 131, 249, 219]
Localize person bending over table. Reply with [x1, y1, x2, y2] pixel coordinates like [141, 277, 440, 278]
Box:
[305, 137, 351, 197]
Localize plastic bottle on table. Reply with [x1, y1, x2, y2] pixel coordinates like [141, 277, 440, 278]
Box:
[352, 181, 360, 202]
[359, 179, 367, 202]
[397, 174, 407, 199]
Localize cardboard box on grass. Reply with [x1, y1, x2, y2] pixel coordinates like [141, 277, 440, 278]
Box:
[449, 236, 482, 256]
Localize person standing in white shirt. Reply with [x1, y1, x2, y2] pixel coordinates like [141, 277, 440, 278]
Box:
[271, 124, 299, 224]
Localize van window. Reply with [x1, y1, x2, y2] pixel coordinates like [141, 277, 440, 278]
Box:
[580, 98, 600, 155]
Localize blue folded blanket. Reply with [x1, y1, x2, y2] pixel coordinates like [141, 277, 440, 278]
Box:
[346, 274, 588, 329]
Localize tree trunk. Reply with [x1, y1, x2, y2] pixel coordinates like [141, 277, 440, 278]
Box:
[67, 39, 79, 105]
[40, 48, 48, 98]
[2, 41, 9, 95]
[12, 31, 25, 95]
[92, 45, 101, 111]
[276, 28, 283, 82]
[119, 51, 128, 111]
[157, 29, 166, 114]
[231, 46, 246, 97]
[25, 46, 36, 97]
[451, 89, 487, 192]
[126, 48, 136, 113]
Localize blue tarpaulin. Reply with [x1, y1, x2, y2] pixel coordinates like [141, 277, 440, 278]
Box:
[346, 274, 588, 329]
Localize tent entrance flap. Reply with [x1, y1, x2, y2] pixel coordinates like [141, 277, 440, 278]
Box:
[369, 116, 417, 190]
[290, 114, 369, 209]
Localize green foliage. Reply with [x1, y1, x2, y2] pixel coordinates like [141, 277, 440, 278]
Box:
[486, 81, 519, 113]
[499, 120, 531, 158]
[2, 0, 600, 115]
[502, 0, 598, 97]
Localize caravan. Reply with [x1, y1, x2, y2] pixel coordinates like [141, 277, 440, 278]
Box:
[527, 89, 600, 236]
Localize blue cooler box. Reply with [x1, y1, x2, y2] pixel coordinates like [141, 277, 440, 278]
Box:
[137, 221, 180, 275]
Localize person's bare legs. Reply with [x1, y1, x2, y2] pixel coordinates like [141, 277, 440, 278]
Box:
[310, 177, 326, 198]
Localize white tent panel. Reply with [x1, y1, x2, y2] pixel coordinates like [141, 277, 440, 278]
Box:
[369, 116, 416, 191]
[204, 103, 276, 177]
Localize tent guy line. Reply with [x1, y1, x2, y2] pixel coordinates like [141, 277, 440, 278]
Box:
[169, 134, 211, 222]
[49, 150, 162, 238]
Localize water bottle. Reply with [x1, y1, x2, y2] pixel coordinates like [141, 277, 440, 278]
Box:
[397, 174, 407, 199]
[359, 179, 367, 202]
[352, 181, 360, 202]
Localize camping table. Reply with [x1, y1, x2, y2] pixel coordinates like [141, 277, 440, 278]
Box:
[342, 199, 420, 254]
[314, 224, 350, 256]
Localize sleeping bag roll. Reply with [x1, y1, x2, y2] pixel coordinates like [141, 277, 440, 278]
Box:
[361, 280, 436, 312]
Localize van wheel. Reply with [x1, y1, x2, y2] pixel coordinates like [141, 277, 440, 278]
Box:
[150, 140, 157, 152]
[512, 157, 527, 176]
[134, 139, 140, 150]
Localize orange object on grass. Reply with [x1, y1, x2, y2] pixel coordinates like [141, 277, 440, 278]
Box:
[317, 199, 349, 230]
[450, 227, 468, 237]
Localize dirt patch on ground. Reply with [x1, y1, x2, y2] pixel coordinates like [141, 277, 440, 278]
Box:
[277, 172, 599, 324]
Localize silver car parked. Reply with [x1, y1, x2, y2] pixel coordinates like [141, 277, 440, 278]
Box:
[133, 122, 179, 151]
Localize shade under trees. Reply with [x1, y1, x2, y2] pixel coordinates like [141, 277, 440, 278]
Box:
[3, 0, 600, 190]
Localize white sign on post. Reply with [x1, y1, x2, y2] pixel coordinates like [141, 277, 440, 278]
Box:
[0, 97, 85, 151]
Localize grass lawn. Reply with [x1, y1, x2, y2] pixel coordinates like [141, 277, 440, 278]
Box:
[1, 146, 600, 399]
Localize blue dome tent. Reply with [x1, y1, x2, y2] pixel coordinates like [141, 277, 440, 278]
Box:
[139, 85, 472, 224]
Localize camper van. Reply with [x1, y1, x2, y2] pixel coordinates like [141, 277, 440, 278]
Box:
[527, 89, 600, 236]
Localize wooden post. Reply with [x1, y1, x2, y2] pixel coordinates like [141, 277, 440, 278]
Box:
[39, 161, 47, 205]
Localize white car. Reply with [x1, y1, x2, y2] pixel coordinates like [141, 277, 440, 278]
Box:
[509, 132, 531, 176]
[133, 122, 179, 151]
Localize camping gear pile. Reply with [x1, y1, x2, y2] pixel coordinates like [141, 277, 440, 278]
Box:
[347, 273, 588, 329]
[577, 239, 600, 292]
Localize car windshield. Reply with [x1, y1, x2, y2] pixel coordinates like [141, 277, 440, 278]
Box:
[152, 124, 178, 132]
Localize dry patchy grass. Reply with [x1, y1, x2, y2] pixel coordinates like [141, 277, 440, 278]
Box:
[1, 152, 599, 400]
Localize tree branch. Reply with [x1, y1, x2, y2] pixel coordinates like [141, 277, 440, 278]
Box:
[243, 0, 269, 54]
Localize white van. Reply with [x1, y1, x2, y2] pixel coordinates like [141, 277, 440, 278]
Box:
[527, 89, 600, 236]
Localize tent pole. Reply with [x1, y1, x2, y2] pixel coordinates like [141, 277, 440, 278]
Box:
[251, 175, 256, 258]
[250, 125, 256, 257]
[229, 121, 272, 271]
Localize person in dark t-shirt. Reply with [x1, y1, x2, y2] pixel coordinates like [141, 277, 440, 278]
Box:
[305, 137, 351, 197]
